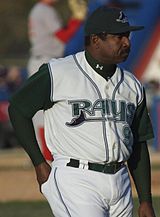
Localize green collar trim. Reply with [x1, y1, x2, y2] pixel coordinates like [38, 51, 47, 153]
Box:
[85, 51, 116, 81]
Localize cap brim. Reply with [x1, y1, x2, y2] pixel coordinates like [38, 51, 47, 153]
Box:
[109, 25, 144, 34]
[128, 26, 144, 31]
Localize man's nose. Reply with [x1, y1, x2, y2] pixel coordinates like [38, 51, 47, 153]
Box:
[122, 36, 130, 47]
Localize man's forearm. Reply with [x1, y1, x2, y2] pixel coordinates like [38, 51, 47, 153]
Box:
[8, 104, 45, 166]
[127, 141, 152, 203]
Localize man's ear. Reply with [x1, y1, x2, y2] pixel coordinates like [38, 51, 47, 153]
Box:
[90, 35, 100, 49]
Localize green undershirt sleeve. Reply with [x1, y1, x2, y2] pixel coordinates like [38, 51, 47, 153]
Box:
[128, 88, 154, 203]
[131, 88, 154, 142]
[8, 64, 53, 166]
[127, 141, 152, 203]
[8, 105, 45, 166]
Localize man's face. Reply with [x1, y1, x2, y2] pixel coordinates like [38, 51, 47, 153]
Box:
[96, 32, 131, 64]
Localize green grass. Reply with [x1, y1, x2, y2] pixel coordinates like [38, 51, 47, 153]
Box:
[0, 197, 159, 217]
[0, 201, 52, 217]
[151, 164, 160, 170]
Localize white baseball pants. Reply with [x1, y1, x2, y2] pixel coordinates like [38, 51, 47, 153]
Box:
[41, 157, 133, 217]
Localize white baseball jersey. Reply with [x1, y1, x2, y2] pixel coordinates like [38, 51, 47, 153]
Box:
[44, 51, 144, 163]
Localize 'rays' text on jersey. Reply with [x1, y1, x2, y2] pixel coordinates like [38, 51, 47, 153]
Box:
[66, 99, 136, 127]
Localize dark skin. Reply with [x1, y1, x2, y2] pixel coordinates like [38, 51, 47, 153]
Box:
[35, 161, 51, 192]
[35, 32, 155, 217]
[86, 32, 131, 65]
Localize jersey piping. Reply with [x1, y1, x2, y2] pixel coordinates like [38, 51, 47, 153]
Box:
[48, 63, 54, 102]
[111, 68, 124, 160]
[112, 69, 124, 100]
[73, 54, 111, 161]
[54, 168, 72, 217]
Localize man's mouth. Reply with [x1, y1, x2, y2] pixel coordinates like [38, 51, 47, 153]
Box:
[120, 49, 130, 58]
[122, 48, 130, 54]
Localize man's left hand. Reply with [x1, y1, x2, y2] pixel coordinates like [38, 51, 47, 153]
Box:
[138, 201, 156, 217]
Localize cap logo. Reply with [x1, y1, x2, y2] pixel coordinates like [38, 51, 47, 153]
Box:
[116, 11, 128, 23]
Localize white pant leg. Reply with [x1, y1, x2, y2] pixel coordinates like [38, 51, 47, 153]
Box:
[42, 167, 108, 217]
[109, 167, 133, 217]
[41, 159, 133, 217]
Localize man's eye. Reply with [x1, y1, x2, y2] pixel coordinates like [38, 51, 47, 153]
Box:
[113, 32, 130, 39]
[115, 35, 123, 39]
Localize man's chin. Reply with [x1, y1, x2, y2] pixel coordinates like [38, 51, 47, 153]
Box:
[120, 53, 129, 62]
[116, 56, 128, 63]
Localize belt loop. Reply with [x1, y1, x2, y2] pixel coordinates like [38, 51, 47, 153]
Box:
[79, 160, 89, 169]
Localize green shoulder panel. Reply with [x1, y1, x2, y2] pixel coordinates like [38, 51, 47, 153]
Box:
[131, 88, 154, 142]
[9, 64, 53, 118]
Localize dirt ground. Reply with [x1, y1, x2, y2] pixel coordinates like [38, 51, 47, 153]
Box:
[0, 148, 159, 202]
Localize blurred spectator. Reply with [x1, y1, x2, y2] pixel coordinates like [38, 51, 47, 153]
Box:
[0, 65, 22, 149]
[27, 0, 87, 76]
[0, 66, 9, 101]
[0, 65, 22, 101]
[6, 66, 22, 93]
[144, 80, 160, 111]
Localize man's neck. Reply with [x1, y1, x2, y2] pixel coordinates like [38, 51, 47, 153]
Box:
[85, 50, 116, 81]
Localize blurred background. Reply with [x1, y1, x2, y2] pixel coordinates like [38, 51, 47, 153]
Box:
[0, 0, 159, 216]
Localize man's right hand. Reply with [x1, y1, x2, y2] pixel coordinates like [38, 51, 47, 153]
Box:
[35, 161, 52, 192]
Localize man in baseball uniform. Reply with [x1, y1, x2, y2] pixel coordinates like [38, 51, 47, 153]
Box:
[9, 6, 156, 217]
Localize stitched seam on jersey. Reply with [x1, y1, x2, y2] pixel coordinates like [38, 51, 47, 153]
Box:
[138, 87, 144, 106]
[54, 168, 72, 217]
[48, 63, 54, 102]
[125, 70, 144, 105]
[112, 68, 124, 160]
[112, 68, 124, 100]
[73, 54, 109, 161]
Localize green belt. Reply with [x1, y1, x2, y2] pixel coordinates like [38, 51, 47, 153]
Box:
[66, 159, 125, 174]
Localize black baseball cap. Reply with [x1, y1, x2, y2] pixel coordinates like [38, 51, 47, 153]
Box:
[84, 6, 144, 35]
